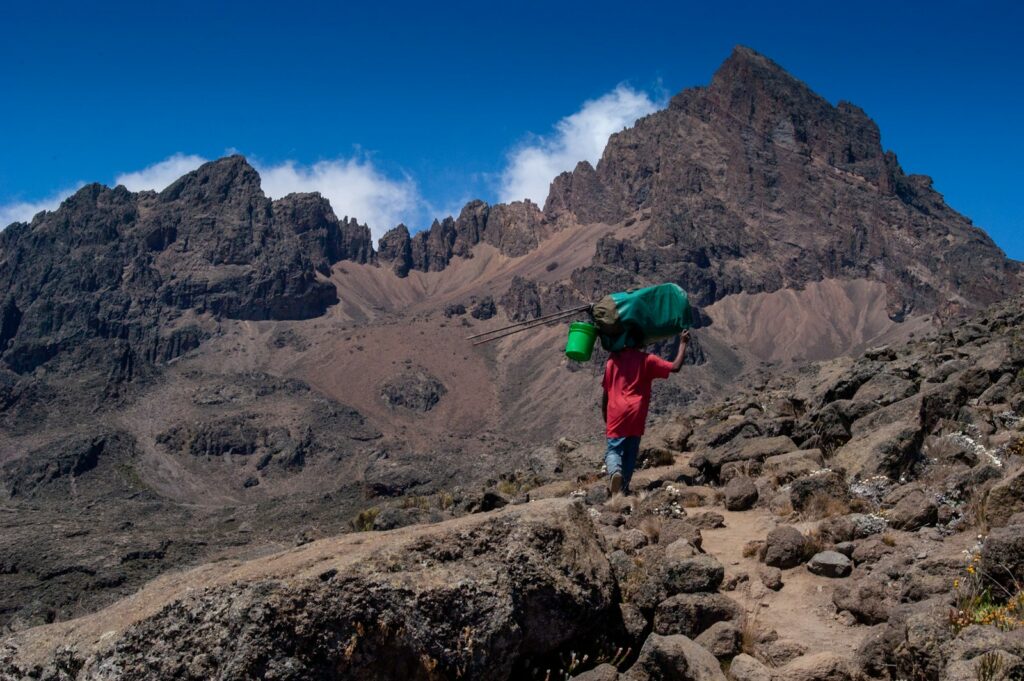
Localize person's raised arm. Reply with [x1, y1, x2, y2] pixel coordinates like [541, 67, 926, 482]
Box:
[671, 331, 690, 373]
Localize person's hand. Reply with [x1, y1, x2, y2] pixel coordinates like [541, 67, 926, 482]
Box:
[680, 330, 691, 344]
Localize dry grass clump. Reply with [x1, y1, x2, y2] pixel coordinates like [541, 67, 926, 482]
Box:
[801, 528, 826, 561]
[350, 507, 380, 532]
[1006, 437, 1024, 459]
[742, 540, 766, 560]
[966, 489, 991, 534]
[496, 471, 539, 497]
[772, 497, 795, 517]
[738, 605, 764, 656]
[639, 516, 663, 544]
[801, 491, 852, 520]
[880, 532, 898, 547]
[603, 494, 634, 514]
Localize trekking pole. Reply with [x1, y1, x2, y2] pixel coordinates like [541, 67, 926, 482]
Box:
[464, 303, 592, 341]
[470, 307, 591, 345]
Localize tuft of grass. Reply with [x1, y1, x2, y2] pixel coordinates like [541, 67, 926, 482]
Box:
[881, 532, 898, 547]
[801, 528, 826, 562]
[975, 652, 1007, 681]
[639, 516, 663, 544]
[1006, 437, 1024, 459]
[437, 491, 455, 511]
[495, 471, 539, 497]
[742, 540, 766, 560]
[350, 507, 380, 532]
[967, 489, 991, 534]
[738, 606, 763, 656]
[801, 491, 851, 520]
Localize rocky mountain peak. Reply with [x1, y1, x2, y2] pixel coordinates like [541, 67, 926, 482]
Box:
[160, 154, 264, 206]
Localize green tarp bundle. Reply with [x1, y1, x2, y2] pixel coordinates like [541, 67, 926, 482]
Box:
[591, 283, 693, 351]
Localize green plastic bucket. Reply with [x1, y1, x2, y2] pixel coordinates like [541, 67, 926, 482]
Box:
[565, 322, 598, 361]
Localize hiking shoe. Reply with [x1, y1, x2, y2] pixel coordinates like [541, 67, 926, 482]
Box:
[609, 472, 623, 496]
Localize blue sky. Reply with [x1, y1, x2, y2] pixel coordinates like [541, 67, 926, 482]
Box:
[1, 1, 1021, 258]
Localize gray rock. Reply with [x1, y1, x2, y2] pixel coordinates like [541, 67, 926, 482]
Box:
[758, 566, 784, 590]
[573, 663, 621, 681]
[653, 593, 742, 638]
[728, 653, 772, 681]
[622, 633, 727, 681]
[807, 551, 852, 578]
[775, 652, 859, 681]
[619, 602, 649, 642]
[980, 522, 1024, 595]
[885, 487, 938, 530]
[724, 476, 759, 511]
[764, 526, 806, 569]
[663, 555, 725, 595]
[988, 468, 1024, 528]
[694, 620, 741, 658]
[832, 577, 894, 624]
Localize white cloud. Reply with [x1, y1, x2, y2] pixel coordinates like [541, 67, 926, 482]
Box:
[0, 184, 84, 228]
[114, 153, 208, 192]
[255, 158, 420, 241]
[498, 84, 661, 206]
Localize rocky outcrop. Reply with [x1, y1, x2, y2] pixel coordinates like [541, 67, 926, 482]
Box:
[2, 500, 616, 680]
[0, 157, 372, 384]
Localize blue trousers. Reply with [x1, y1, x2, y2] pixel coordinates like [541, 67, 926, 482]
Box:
[605, 436, 641, 492]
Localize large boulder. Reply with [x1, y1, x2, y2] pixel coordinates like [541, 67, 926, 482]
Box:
[885, 487, 938, 530]
[764, 526, 807, 569]
[724, 476, 759, 511]
[762, 450, 824, 485]
[789, 470, 850, 513]
[834, 421, 922, 480]
[832, 577, 895, 624]
[694, 436, 797, 481]
[631, 554, 725, 611]
[653, 593, 742, 639]
[4, 500, 616, 681]
[622, 633, 727, 681]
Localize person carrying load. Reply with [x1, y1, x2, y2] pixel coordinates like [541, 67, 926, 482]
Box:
[592, 283, 694, 495]
[468, 282, 694, 495]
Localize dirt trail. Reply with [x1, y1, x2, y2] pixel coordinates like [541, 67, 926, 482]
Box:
[694, 506, 866, 657]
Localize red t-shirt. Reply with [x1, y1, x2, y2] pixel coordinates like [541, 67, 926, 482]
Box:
[603, 348, 674, 437]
